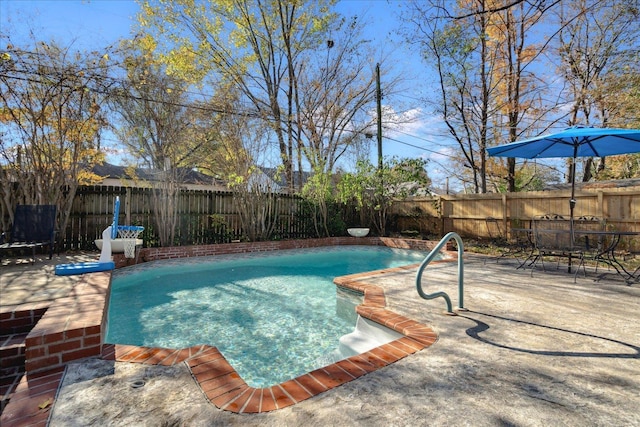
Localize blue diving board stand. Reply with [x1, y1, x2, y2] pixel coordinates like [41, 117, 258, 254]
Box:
[55, 197, 123, 276]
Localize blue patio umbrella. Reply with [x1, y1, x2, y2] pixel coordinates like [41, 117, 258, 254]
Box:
[487, 126, 640, 221]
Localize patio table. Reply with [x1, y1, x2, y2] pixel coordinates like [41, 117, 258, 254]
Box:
[511, 227, 639, 282]
[575, 230, 639, 283]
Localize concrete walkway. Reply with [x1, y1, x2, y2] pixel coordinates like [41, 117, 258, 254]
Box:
[2, 252, 639, 426]
[1, 252, 98, 307]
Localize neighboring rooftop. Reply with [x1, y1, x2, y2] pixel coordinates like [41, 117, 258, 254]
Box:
[91, 162, 227, 190]
[544, 177, 640, 191]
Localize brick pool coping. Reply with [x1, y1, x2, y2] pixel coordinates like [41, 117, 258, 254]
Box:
[1, 237, 449, 424]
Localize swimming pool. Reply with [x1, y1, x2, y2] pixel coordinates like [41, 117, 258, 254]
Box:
[106, 246, 432, 387]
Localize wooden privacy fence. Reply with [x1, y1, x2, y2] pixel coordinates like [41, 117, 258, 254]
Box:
[391, 186, 640, 252]
[6, 183, 638, 253]
[62, 185, 310, 250]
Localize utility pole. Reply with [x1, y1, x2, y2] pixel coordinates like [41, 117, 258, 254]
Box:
[376, 63, 383, 171]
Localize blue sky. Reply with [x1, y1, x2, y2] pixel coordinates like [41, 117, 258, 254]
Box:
[0, 0, 459, 188]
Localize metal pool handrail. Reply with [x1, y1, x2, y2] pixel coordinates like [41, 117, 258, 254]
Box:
[415, 232, 465, 314]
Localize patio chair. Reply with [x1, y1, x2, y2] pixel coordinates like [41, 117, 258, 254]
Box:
[510, 221, 536, 268]
[572, 216, 606, 274]
[486, 217, 505, 245]
[484, 217, 513, 264]
[530, 214, 585, 280]
[0, 205, 57, 264]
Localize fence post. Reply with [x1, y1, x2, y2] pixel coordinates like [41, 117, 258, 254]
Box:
[502, 193, 508, 238]
[597, 190, 604, 220]
[439, 195, 444, 236]
[125, 187, 132, 224]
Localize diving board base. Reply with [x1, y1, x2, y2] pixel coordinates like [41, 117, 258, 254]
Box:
[55, 261, 115, 276]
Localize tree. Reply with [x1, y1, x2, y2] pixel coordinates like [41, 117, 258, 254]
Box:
[0, 36, 111, 237]
[405, 0, 567, 193]
[300, 164, 334, 238]
[338, 157, 431, 236]
[112, 45, 195, 169]
[211, 87, 282, 241]
[403, 0, 500, 194]
[556, 0, 640, 182]
[409, 0, 528, 193]
[296, 14, 396, 236]
[137, 0, 336, 191]
[296, 15, 379, 177]
[110, 44, 216, 246]
[485, 0, 556, 192]
[489, 162, 560, 193]
[337, 160, 374, 228]
[596, 154, 640, 180]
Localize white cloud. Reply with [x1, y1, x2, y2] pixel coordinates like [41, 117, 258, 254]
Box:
[366, 105, 444, 138]
[427, 146, 456, 162]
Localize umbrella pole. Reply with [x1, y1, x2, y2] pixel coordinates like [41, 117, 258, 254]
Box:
[568, 151, 578, 273]
[569, 157, 576, 225]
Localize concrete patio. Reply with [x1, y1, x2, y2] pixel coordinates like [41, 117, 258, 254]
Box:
[1, 250, 639, 426]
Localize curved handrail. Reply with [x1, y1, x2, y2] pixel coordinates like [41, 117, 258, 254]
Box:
[415, 232, 465, 314]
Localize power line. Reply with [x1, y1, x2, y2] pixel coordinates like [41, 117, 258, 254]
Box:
[387, 127, 455, 147]
[0, 71, 262, 119]
[383, 135, 459, 159]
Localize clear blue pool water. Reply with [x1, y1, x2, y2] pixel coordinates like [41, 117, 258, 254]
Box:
[106, 246, 431, 387]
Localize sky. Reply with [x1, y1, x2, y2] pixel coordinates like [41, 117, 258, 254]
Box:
[0, 0, 465, 190]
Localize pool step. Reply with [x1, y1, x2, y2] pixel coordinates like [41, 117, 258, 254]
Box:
[338, 316, 404, 358]
[0, 332, 28, 414]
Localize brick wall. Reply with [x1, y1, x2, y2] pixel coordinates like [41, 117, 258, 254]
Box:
[23, 272, 110, 374]
[0, 305, 48, 335]
[112, 236, 446, 267]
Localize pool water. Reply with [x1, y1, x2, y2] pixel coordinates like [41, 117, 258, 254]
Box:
[106, 246, 431, 387]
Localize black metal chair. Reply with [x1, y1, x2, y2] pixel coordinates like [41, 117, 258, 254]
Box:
[531, 214, 586, 281]
[484, 217, 506, 264]
[0, 205, 57, 264]
[572, 216, 606, 274]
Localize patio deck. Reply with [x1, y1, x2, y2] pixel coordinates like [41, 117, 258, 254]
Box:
[1, 250, 639, 426]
